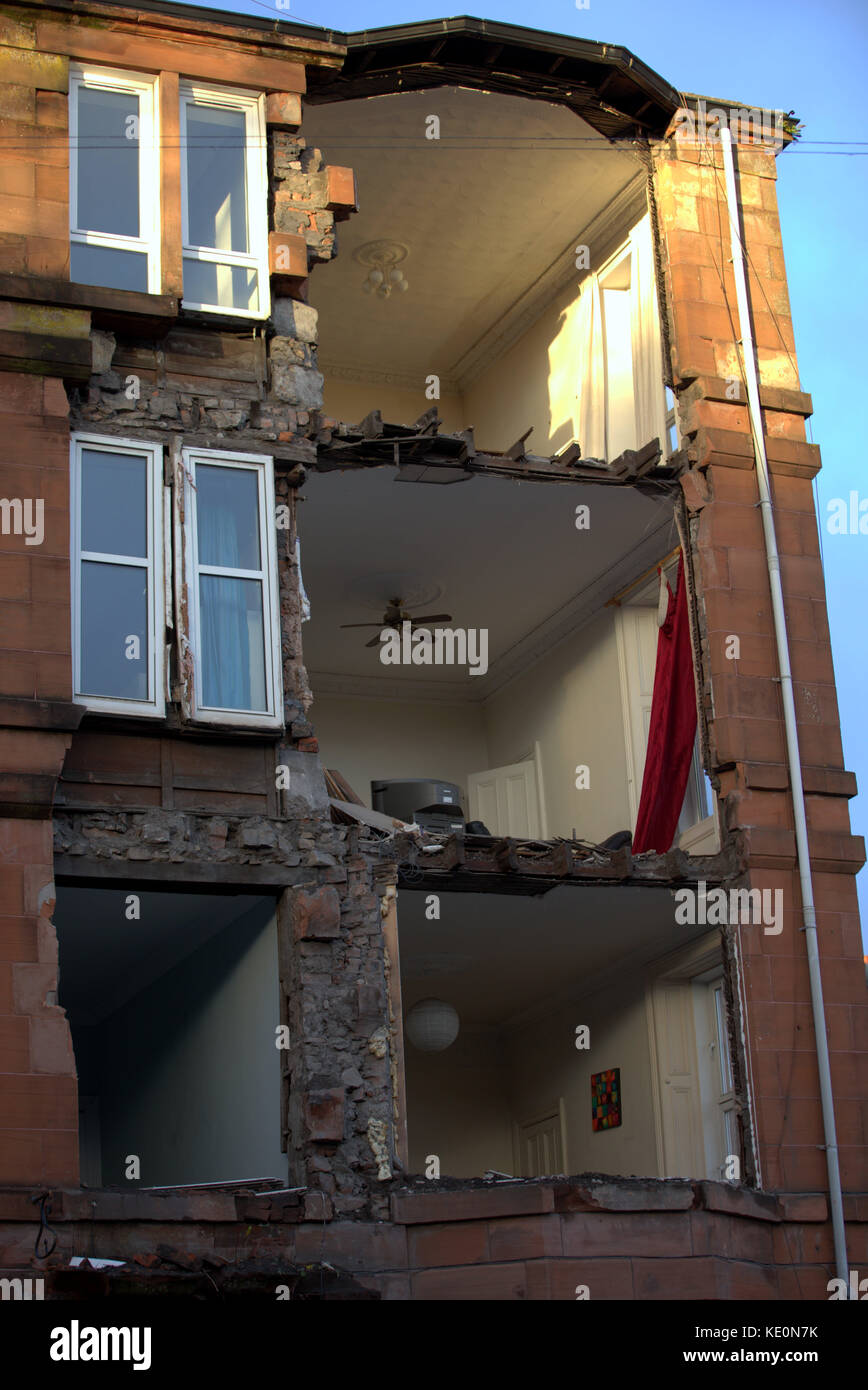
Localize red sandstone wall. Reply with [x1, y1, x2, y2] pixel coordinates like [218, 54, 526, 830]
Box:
[654, 132, 867, 1197]
[0, 373, 78, 1183]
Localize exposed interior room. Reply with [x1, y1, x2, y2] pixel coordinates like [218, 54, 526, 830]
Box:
[397, 885, 737, 1183]
[53, 888, 284, 1188]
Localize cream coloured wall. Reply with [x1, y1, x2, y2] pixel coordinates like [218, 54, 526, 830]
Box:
[482, 609, 631, 843]
[311, 608, 632, 840]
[505, 968, 659, 1179]
[403, 968, 660, 1180]
[462, 278, 582, 456]
[97, 902, 285, 1186]
[405, 1029, 514, 1178]
[321, 377, 467, 433]
[310, 692, 488, 809]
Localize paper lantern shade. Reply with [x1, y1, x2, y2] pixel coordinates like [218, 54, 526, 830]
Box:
[405, 998, 460, 1052]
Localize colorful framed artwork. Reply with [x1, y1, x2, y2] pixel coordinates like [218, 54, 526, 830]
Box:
[591, 1068, 622, 1131]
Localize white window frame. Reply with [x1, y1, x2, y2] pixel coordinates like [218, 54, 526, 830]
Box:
[183, 447, 282, 728]
[68, 66, 161, 296]
[179, 82, 270, 319]
[70, 433, 165, 718]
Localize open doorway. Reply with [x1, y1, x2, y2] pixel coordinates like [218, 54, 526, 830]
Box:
[54, 887, 284, 1188]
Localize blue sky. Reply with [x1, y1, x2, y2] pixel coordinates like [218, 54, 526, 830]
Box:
[201, 0, 867, 937]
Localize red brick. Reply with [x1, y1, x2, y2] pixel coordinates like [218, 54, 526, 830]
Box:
[303, 1087, 344, 1142]
[0, 916, 37, 962]
[392, 1185, 555, 1225]
[293, 1220, 407, 1273]
[265, 91, 301, 127]
[526, 1256, 633, 1300]
[0, 869, 24, 916]
[488, 1214, 562, 1261]
[690, 1212, 775, 1262]
[633, 1255, 718, 1299]
[0, 1014, 29, 1070]
[715, 1259, 779, 1299]
[292, 885, 340, 940]
[561, 1211, 691, 1259]
[410, 1261, 528, 1300]
[408, 1219, 488, 1268]
[776, 1264, 838, 1299]
[0, 1072, 77, 1128]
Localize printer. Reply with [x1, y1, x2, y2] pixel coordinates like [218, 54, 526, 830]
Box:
[371, 778, 465, 835]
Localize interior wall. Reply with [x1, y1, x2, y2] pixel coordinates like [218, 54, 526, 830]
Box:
[505, 968, 659, 1179]
[403, 965, 662, 1181]
[311, 692, 488, 810]
[96, 901, 285, 1186]
[311, 607, 631, 840]
[405, 1029, 513, 1177]
[483, 608, 631, 842]
[321, 378, 467, 432]
[462, 278, 581, 456]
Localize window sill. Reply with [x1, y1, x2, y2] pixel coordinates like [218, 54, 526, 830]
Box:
[677, 813, 720, 856]
[0, 272, 179, 334]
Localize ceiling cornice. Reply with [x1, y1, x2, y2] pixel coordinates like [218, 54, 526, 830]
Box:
[319, 174, 648, 398]
[451, 174, 649, 391]
[308, 514, 672, 705]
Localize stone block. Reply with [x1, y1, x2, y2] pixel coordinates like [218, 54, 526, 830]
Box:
[272, 297, 318, 343]
[270, 362, 323, 410]
[292, 885, 341, 941]
[304, 1087, 345, 1142]
[265, 92, 302, 127]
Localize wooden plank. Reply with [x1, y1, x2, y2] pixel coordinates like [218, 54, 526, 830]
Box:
[57, 784, 162, 808]
[54, 855, 292, 888]
[162, 328, 260, 372]
[63, 732, 161, 777]
[0, 273, 177, 318]
[172, 789, 267, 813]
[36, 24, 306, 94]
[159, 71, 182, 298]
[381, 889, 409, 1169]
[0, 330, 91, 379]
[329, 798, 414, 832]
[160, 739, 174, 810]
[60, 769, 162, 788]
[324, 768, 364, 804]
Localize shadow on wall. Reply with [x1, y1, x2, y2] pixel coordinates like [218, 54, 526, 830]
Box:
[55, 890, 285, 1187]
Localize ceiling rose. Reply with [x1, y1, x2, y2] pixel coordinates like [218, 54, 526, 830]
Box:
[354, 239, 409, 297]
[348, 572, 444, 612]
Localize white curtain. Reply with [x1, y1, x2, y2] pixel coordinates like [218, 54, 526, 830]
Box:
[629, 213, 668, 456]
[575, 271, 607, 462]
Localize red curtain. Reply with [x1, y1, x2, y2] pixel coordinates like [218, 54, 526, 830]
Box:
[632, 553, 698, 855]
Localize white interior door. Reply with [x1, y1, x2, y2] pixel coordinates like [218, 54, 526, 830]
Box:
[514, 1104, 566, 1177]
[466, 758, 541, 838]
[648, 980, 705, 1178]
[615, 604, 658, 826]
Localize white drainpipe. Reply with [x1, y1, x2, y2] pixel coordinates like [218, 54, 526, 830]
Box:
[718, 127, 850, 1289]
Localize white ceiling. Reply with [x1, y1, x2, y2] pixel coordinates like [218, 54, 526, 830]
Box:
[55, 888, 275, 1024]
[302, 87, 642, 385]
[399, 884, 714, 1027]
[297, 465, 673, 696]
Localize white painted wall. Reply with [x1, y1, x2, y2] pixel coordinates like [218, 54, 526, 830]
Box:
[483, 610, 632, 842]
[405, 1029, 514, 1177]
[404, 968, 660, 1180]
[312, 610, 633, 841]
[311, 692, 488, 810]
[321, 378, 467, 433]
[97, 901, 285, 1186]
[505, 969, 659, 1178]
[463, 279, 583, 456]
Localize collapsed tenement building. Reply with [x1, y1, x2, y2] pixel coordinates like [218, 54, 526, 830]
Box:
[0, 0, 865, 1300]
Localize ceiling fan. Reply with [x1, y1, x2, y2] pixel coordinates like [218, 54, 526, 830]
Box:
[340, 597, 453, 648]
